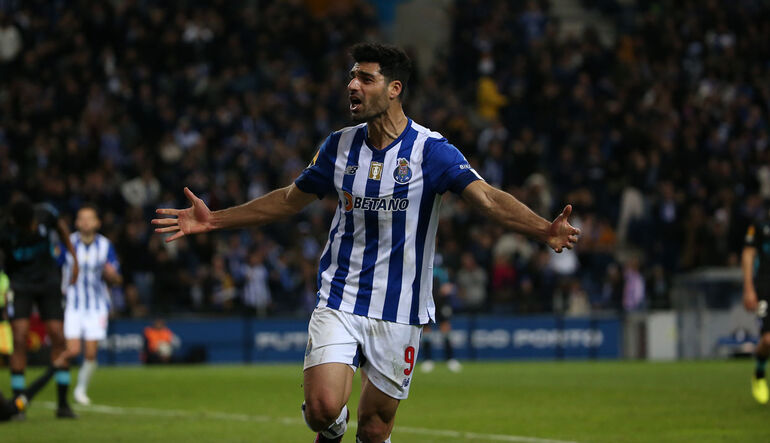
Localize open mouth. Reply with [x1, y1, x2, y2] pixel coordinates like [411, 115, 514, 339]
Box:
[350, 96, 362, 112]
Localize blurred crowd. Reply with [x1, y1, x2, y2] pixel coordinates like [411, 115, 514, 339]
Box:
[0, 0, 767, 318]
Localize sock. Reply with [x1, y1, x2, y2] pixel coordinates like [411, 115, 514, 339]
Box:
[10, 371, 25, 398]
[756, 356, 767, 379]
[25, 366, 56, 401]
[423, 338, 433, 361]
[77, 360, 97, 393]
[443, 334, 453, 360]
[55, 367, 70, 408]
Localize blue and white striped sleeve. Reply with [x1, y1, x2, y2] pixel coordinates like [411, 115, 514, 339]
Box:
[294, 133, 339, 199]
[424, 138, 483, 195]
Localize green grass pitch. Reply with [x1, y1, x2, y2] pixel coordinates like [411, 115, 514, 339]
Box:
[1, 360, 769, 442]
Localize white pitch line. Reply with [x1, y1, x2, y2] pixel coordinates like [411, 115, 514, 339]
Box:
[39, 402, 577, 443]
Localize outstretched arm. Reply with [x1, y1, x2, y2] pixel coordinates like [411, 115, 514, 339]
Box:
[461, 180, 580, 252]
[743, 246, 758, 311]
[152, 184, 317, 243]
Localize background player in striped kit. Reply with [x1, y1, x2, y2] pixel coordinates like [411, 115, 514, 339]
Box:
[153, 43, 580, 442]
[61, 204, 122, 406]
[0, 198, 79, 419]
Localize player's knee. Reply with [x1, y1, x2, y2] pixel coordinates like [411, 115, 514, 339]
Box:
[68, 344, 82, 357]
[12, 336, 26, 350]
[356, 424, 390, 443]
[303, 397, 341, 431]
[49, 332, 65, 348]
[356, 415, 390, 443]
[761, 333, 770, 348]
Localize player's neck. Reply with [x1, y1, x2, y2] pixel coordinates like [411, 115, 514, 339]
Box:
[80, 232, 96, 245]
[366, 107, 407, 150]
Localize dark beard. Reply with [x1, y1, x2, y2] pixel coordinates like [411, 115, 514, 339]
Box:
[351, 107, 388, 123]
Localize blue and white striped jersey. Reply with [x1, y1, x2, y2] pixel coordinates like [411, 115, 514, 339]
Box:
[62, 232, 120, 312]
[295, 119, 483, 325]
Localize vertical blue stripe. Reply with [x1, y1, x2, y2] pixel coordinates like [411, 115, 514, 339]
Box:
[409, 161, 436, 324]
[353, 148, 385, 316]
[326, 128, 365, 309]
[382, 128, 419, 321]
[316, 133, 343, 290]
[95, 237, 101, 311]
[317, 202, 343, 290]
[73, 237, 80, 311]
[84, 242, 90, 311]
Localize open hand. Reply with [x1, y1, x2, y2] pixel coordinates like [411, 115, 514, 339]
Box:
[546, 205, 580, 253]
[152, 187, 214, 243]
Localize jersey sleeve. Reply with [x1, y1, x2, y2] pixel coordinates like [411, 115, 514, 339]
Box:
[746, 223, 758, 248]
[423, 138, 483, 195]
[107, 241, 121, 272]
[294, 133, 339, 199]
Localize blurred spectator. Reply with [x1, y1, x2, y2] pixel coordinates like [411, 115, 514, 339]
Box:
[456, 252, 487, 312]
[0, 13, 21, 63]
[143, 319, 180, 364]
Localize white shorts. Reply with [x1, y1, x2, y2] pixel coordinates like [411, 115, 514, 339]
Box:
[64, 309, 108, 341]
[303, 306, 422, 400]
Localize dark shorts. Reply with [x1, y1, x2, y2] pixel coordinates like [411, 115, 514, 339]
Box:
[8, 285, 64, 321]
[434, 296, 453, 324]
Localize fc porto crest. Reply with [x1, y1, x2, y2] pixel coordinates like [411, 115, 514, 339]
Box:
[393, 158, 412, 184]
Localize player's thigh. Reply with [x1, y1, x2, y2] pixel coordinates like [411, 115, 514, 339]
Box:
[303, 307, 360, 412]
[38, 288, 65, 322]
[10, 318, 30, 346]
[66, 338, 82, 356]
[303, 362, 355, 409]
[44, 319, 66, 347]
[358, 374, 400, 441]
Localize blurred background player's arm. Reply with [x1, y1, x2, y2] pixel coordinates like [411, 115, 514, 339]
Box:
[743, 245, 758, 311]
[56, 217, 79, 284]
[152, 185, 316, 242]
[103, 242, 123, 286]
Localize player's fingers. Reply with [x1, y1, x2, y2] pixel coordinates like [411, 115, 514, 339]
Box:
[184, 187, 197, 205]
[565, 242, 574, 250]
[561, 204, 572, 219]
[568, 235, 578, 243]
[151, 218, 178, 226]
[555, 246, 562, 253]
[155, 226, 180, 233]
[156, 208, 180, 216]
[166, 231, 186, 243]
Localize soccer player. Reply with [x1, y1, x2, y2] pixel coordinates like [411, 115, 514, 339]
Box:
[61, 204, 122, 405]
[153, 43, 580, 442]
[743, 218, 770, 404]
[0, 198, 79, 418]
[0, 366, 60, 422]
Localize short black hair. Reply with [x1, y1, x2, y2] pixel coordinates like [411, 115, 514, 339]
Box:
[350, 42, 412, 101]
[78, 202, 100, 216]
[10, 198, 34, 227]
